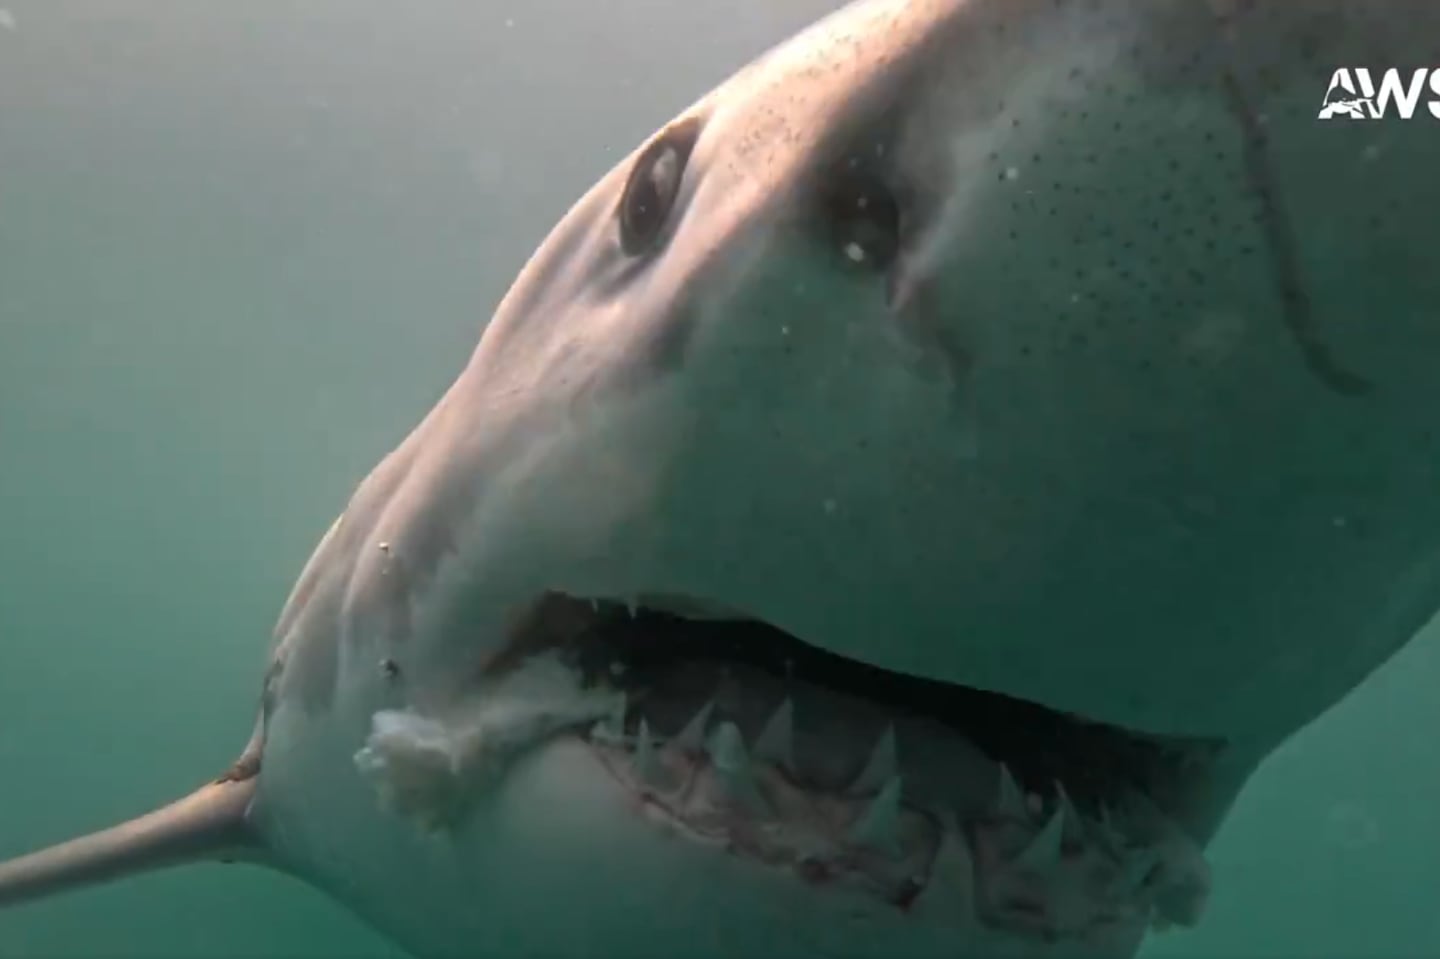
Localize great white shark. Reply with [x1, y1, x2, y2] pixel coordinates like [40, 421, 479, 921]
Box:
[2, 0, 1438, 955]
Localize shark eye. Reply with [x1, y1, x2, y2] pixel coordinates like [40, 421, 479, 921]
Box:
[619, 118, 701, 256]
[821, 168, 901, 272]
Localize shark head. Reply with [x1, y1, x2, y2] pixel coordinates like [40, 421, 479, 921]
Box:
[3, 0, 1438, 955]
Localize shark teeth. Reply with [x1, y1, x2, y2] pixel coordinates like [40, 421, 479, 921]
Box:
[1053, 780, 1085, 844]
[590, 692, 628, 744]
[706, 721, 771, 814]
[751, 698, 795, 772]
[1114, 848, 1163, 896]
[1097, 803, 1130, 852]
[670, 699, 716, 753]
[847, 775, 903, 856]
[706, 721, 749, 770]
[915, 809, 975, 921]
[994, 763, 1029, 821]
[1013, 805, 1066, 873]
[634, 719, 666, 788]
[848, 723, 897, 794]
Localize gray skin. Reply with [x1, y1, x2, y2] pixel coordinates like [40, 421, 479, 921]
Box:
[2, 0, 1439, 955]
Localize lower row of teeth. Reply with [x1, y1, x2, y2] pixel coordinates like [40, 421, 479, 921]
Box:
[589, 691, 1208, 932]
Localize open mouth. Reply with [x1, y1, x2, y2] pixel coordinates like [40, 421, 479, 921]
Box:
[485, 591, 1219, 944]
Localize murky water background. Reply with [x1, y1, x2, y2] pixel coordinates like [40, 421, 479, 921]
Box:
[2, 1, 1438, 955]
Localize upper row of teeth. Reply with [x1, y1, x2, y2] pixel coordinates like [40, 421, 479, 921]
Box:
[590, 690, 1172, 888]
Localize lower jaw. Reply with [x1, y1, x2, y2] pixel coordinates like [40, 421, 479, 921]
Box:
[585, 693, 1208, 948]
[365, 591, 1216, 947]
[345, 736, 1157, 959]
[541, 601, 1215, 944]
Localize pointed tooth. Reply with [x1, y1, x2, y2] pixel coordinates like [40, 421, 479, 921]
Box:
[590, 692, 628, 743]
[1054, 781, 1077, 816]
[626, 598, 638, 618]
[1098, 810, 1138, 862]
[706, 721, 771, 814]
[671, 699, 715, 752]
[847, 775, 903, 855]
[1114, 848, 1163, 895]
[634, 719, 665, 786]
[1014, 806, 1065, 873]
[752, 698, 795, 771]
[849, 723, 898, 794]
[1053, 781, 1085, 844]
[1098, 803, 1127, 849]
[994, 763, 1028, 820]
[706, 721, 749, 770]
[915, 809, 975, 921]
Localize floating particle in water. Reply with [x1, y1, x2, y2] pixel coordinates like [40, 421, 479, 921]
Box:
[0, 9, 16, 31]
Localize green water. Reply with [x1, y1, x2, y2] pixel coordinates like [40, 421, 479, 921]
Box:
[1, 1, 1438, 956]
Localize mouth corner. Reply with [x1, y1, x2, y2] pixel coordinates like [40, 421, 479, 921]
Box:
[487, 589, 1222, 943]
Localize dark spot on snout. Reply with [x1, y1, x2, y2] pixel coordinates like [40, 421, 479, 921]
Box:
[818, 164, 902, 272]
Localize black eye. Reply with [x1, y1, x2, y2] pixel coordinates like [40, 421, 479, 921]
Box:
[820, 168, 901, 271]
[619, 117, 701, 256]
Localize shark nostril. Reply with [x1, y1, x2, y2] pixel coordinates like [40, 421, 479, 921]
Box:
[819, 166, 902, 272]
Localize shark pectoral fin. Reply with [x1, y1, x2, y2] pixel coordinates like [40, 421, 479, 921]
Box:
[0, 776, 262, 909]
